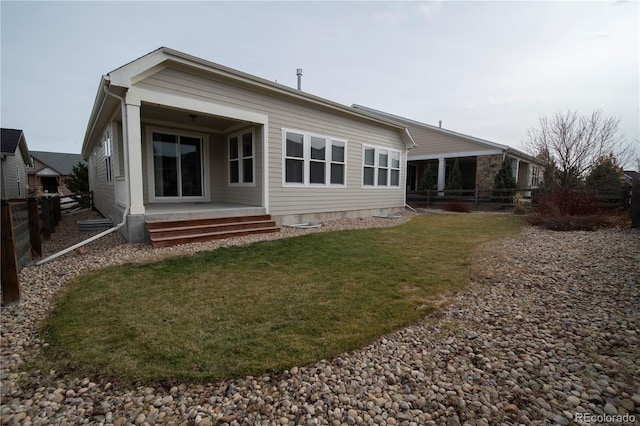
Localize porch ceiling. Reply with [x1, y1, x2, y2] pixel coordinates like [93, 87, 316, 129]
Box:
[141, 104, 247, 132]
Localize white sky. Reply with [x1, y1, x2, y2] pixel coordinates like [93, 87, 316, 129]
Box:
[1, 1, 638, 164]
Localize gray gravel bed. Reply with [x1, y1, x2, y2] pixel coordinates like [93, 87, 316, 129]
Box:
[1, 210, 639, 425]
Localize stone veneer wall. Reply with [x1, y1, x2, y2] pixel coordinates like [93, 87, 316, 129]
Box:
[475, 154, 503, 195]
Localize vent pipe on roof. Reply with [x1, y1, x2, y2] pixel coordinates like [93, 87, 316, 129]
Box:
[439, 120, 442, 128]
[296, 68, 303, 90]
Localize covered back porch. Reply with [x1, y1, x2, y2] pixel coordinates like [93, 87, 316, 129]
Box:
[407, 153, 541, 200]
[111, 89, 270, 242]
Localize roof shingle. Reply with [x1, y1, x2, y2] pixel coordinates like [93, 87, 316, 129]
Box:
[1, 128, 24, 154]
[30, 151, 85, 176]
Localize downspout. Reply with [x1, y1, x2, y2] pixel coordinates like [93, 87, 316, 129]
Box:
[35, 222, 128, 265]
[36, 82, 131, 266]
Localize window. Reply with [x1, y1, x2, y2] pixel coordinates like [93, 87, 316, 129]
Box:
[283, 129, 346, 186]
[531, 165, 541, 187]
[363, 147, 375, 186]
[362, 145, 402, 187]
[16, 166, 21, 197]
[390, 151, 401, 186]
[229, 130, 254, 185]
[152, 131, 204, 198]
[103, 129, 113, 183]
[285, 131, 304, 183]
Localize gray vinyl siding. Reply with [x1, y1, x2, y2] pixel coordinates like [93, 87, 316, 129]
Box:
[88, 125, 118, 221]
[1, 150, 28, 199]
[406, 124, 490, 157]
[135, 68, 406, 215]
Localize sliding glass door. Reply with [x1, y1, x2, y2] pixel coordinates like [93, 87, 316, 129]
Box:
[153, 131, 203, 198]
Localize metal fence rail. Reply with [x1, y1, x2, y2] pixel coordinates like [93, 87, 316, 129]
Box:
[407, 186, 632, 211]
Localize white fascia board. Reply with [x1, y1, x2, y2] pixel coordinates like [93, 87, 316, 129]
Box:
[108, 49, 169, 88]
[82, 76, 111, 158]
[127, 86, 269, 125]
[504, 148, 545, 166]
[36, 166, 62, 177]
[17, 135, 31, 163]
[409, 149, 503, 161]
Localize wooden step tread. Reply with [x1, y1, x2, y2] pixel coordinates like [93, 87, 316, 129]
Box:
[149, 226, 280, 242]
[147, 219, 276, 234]
[145, 214, 272, 229]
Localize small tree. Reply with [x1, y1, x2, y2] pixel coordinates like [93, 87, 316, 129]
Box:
[585, 154, 624, 189]
[66, 162, 90, 208]
[536, 148, 558, 191]
[526, 109, 631, 188]
[445, 159, 462, 192]
[493, 157, 517, 200]
[66, 162, 89, 194]
[420, 161, 437, 191]
[586, 154, 626, 205]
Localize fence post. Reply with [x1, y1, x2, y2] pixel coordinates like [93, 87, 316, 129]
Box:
[623, 185, 631, 211]
[28, 197, 42, 258]
[631, 177, 640, 228]
[53, 196, 62, 225]
[90, 191, 95, 210]
[41, 197, 51, 241]
[1, 200, 20, 305]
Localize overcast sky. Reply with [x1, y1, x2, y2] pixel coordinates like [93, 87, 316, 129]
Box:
[1, 1, 638, 164]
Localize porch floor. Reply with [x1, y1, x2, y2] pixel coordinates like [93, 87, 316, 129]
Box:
[144, 202, 266, 222]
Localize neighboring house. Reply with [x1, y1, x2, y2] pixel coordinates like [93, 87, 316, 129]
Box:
[1, 128, 31, 199]
[352, 105, 544, 196]
[623, 170, 639, 185]
[82, 47, 415, 243]
[28, 151, 86, 195]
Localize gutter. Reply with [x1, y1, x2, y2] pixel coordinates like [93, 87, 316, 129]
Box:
[36, 82, 132, 266]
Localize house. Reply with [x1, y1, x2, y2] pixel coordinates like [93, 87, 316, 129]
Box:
[1, 128, 31, 200]
[352, 105, 544, 197]
[82, 47, 415, 244]
[28, 151, 86, 195]
[623, 170, 639, 186]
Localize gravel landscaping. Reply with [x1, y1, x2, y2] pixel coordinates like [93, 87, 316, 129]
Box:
[1, 209, 639, 425]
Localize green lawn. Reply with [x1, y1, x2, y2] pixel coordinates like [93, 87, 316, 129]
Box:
[43, 214, 524, 384]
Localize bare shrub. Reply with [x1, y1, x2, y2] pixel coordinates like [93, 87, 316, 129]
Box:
[529, 188, 628, 230]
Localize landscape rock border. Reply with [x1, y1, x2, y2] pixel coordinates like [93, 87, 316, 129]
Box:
[1, 209, 639, 425]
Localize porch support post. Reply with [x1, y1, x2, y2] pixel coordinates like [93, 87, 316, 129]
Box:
[125, 100, 145, 215]
[437, 157, 446, 195]
[513, 158, 521, 188]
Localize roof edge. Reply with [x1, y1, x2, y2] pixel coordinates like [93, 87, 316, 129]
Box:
[353, 104, 546, 165]
[104, 47, 413, 137]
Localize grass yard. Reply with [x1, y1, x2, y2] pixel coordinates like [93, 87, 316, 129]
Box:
[42, 214, 524, 384]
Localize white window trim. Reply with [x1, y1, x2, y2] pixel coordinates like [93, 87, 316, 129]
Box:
[145, 126, 210, 203]
[103, 127, 113, 185]
[281, 128, 347, 188]
[362, 144, 402, 188]
[228, 129, 255, 187]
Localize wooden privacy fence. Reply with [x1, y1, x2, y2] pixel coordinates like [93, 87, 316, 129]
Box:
[1, 192, 93, 305]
